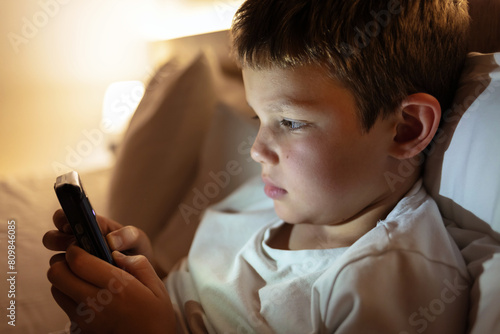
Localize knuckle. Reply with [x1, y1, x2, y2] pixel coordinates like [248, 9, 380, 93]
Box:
[66, 246, 86, 269]
[49, 252, 65, 266]
[47, 261, 64, 283]
[124, 225, 139, 237]
[130, 254, 151, 269]
[134, 254, 148, 264]
[120, 225, 141, 245]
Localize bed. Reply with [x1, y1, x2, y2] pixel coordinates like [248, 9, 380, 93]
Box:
[1, 29, 499, 334]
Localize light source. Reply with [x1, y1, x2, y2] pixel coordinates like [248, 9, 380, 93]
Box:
[101, 1, 244, 152]
[138, 0, 244, 41]
[101, 80, 145, 152]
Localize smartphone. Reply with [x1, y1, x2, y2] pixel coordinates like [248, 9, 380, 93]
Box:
[54, 171, 115, 265]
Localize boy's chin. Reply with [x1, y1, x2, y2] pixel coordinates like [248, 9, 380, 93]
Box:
[273, 204, 307, 225]
[273, 204, 293, 223]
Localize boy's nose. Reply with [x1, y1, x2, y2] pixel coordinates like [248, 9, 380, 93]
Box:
[250, 129, 279, 165]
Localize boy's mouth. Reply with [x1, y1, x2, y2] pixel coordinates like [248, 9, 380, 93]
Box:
[262, 177, 287, 199]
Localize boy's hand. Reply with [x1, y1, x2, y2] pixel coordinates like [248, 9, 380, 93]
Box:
[43, 209, 156, 267]
[48, 245, 176, 333]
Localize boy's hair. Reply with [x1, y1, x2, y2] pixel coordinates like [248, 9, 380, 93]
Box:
[231, 0, 470, 131]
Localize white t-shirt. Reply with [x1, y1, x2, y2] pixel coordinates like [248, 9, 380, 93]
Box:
[165, 177, 470, 334]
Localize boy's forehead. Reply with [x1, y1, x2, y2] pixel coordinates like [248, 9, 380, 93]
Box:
[242, 65, 351, 108]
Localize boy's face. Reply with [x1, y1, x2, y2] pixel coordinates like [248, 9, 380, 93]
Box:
[243, 65, 400, 228]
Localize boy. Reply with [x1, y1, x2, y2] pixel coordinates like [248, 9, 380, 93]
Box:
[44, 0, 471, 333]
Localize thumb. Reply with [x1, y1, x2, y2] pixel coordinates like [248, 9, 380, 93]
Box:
[112, 251, 166, 297]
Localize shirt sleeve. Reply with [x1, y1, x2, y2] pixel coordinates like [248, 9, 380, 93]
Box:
[317, 249, 470, 334]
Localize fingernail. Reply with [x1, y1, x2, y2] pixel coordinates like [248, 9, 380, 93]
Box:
[107, 234, 122, 249]
[122, 226, 139, 240]
[112, 250, 125, 260]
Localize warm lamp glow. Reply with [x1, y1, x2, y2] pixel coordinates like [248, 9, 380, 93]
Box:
[101, 81, 145, 135]
[138, 0, 244, 41]
[45, 1, 151, 84]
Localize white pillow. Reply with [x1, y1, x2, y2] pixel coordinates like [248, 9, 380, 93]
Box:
[424, 52, 500, 333]
[425, 52, 500, 234]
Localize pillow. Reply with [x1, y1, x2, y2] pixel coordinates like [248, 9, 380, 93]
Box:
[150, 42, 260, 271]
[425, 52, 500, 234]
[423, 52, 500, 333]
[152, 99, 260, 271]
[107, 31, 260, 270]
[107, 51, 218, 238]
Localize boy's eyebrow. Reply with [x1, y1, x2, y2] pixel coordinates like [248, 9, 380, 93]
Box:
[247, 98, 319, 113]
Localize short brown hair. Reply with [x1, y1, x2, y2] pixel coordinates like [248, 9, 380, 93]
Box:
[231, 0, 470, 131]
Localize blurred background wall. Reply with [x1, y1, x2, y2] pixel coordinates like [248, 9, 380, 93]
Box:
[0, 0, 242, 178]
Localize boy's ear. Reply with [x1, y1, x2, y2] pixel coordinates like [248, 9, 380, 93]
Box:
[389, 93, 441, 159]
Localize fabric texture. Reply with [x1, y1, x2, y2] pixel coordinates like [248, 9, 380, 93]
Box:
[0, 168, 112, 334]
[166, 177, 470, 334]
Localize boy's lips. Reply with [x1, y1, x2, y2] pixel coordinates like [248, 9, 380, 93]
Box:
[262, 177, 287, 199]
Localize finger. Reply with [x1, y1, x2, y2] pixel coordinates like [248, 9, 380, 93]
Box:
[112, 251, 167, 298]
[65, 244, 135, 291]
[54, 208, 123, 239]
[106, 226, 141, 251]
[51, 285, 80, 320]
[43, 230, 76, 251]
[51, 286, 91, 334]
[49, 253, 66, 266]
[53, 209, 72, 233]
[47, 255, 99, 304]
[95, 215, 123, 235]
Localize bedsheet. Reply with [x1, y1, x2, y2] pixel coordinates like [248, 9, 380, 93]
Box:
[0, 167, 112, 334]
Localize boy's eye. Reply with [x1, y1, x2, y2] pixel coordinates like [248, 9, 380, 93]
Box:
[280, 119, 307, 131]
